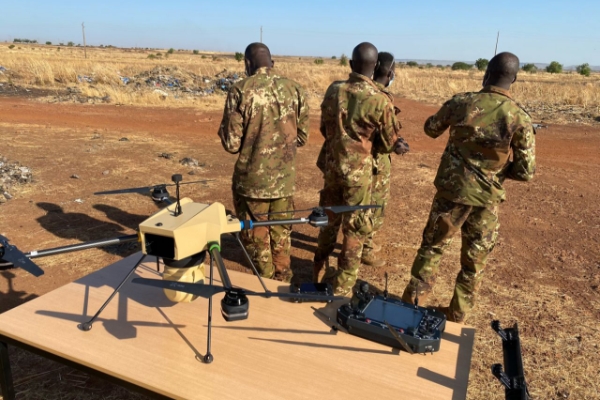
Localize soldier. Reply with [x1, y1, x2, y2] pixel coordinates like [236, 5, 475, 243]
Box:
[362, 52, 409, 267]
[313, 42, 402, 295]
[400, 52, 536, 323]
[218, 42, 309, 282]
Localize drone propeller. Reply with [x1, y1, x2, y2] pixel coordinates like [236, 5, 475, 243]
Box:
[131, 278, 344, 302]
[0, 235, 44, 277]
[254, 204, 381, 217]
[94, 179, 212, 195]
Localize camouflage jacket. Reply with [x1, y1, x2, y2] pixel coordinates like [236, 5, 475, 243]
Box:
[218, 67, 309, 199]
[425, 85, 536, 206]
[372, 82, 401, 177]
[317, 73, 400, 187]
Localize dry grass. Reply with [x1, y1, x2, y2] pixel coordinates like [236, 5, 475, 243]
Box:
[1, 44, 600, 123]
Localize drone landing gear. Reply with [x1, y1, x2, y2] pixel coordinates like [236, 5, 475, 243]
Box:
[78, 253, 147, 331]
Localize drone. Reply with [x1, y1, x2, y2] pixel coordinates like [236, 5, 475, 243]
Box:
[0, 174, 380, 362]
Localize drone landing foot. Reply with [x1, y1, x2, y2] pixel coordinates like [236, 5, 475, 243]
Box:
[203, 353, 213, 364]
[78, 253, 146, 331]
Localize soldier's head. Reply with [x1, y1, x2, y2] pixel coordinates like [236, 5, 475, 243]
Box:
[244, 43, 274, 76]
[483, 52, 520, 90]
[373, 52, 395, 88]
[350, 42, 379, 78]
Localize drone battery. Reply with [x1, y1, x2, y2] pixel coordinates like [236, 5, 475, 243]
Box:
[289, 283, 333, 303]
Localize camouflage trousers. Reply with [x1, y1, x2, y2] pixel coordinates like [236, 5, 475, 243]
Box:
[401, 193, 499, 322]
[233, 192, 293, 279]
[363, 158, 391, 255]
[314, 183, 373, 294]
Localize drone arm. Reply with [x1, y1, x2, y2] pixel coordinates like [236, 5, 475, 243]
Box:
[26, 234, 139, 259]
[239, 217, 312, 230]
[208, 244, 232, 290]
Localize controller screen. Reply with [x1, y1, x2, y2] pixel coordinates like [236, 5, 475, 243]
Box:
[363, 299, 422, 329]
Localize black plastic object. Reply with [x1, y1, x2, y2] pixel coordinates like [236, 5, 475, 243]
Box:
[337, 283, 446, 353]
[289, 283, 333, 303]
[144, 234, 175, 259]
[491, 321, 530, 400]
[220, 289, 249, 321]
[94, 179, 210, 196]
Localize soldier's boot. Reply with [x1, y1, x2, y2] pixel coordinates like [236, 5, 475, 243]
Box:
[371, 242, 382, 253]
[312, 259, 326, 283]
[401, 279, 431, 307]
[320, 266, 337, 287]
[430, 306, 465, 324]
[361, 251, 386, 268]
[273, 268, 293, 283]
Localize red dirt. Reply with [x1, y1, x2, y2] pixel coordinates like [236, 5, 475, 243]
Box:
[0, 96, 599, 399]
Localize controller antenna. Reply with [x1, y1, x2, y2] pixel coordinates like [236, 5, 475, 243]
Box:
[414, 281, 419, 307]
[172, 174, 183, 216]
[383, 272, 388, 300]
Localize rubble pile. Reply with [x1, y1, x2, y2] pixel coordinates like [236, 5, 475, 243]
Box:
[124, 66, 243, 97]
[0, 155, 33, 204]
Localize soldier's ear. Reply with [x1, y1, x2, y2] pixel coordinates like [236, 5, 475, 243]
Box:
[349, 59, 354, 71]
[271, 60, 275, 68]
[512, 74, 517, 84]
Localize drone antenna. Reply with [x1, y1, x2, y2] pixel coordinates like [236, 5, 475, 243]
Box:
[383, 272, 388, 300]
[172, 174, 183, 216]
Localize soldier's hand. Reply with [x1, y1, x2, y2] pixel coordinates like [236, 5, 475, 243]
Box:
[394, 137, 410, 155]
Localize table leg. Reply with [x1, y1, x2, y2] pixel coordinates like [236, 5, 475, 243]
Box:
[0, 341, 16, 400]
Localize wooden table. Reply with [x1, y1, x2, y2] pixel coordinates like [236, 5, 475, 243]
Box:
[0, 253, 476, 400]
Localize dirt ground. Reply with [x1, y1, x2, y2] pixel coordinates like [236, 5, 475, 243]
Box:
[0, 95, 599, 400]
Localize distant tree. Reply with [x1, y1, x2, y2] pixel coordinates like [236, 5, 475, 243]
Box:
[13, 39, 20, 43]
[451, 62, 473, 71]
[147, 54, 157, 59]
[193, 50, 199, 55]
[45, 41, 52, 45]
[32, 40, 37, 44]
[576, 63, 591, 77]
[8, 44, 15, 49]
[67, 41, 74, 46]
[426, 63, 433, 68]
[201, 55, 207, 59]
[331, 55, 337, 59]
[340, 54, 348, 67]
[234, 52, 244, 62]
[59, 42, 64, 46]
[545, 61, 563, 74]
[475, 58, 489, 71]
[522, 63, 537, 73]
[167, 48, 174, 54]
[314, 58, 324, 65]
[406, 61, 418, 67]
[436, 64, 444, 69]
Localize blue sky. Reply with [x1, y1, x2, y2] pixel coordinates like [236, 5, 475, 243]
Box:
[2, 0, 599, 65]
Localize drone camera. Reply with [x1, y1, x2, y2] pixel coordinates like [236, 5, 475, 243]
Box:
[172, 174, 183, 183]
[220, 290, 249, 321]
[144, 234, 175, 259]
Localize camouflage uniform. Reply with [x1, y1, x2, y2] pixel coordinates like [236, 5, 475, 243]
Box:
[401, 85, 536, 322]
[314, 73, 400, 294]
[218, 67, 309, 279]
[363, 83, 400, 256]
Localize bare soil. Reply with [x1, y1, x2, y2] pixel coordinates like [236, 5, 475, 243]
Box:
[0, 96, 598, 400]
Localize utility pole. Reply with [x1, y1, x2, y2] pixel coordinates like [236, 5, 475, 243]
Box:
[82, 22, 87, 59]
[260, 26, 263, 43]
[494, 31, 499, 56]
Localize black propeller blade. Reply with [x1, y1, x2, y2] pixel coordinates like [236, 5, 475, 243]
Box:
[0, 235, 44, 277]
[94, 179, 212, 195]
[131, 278, 344, 302]
[255, 204, 381, 217]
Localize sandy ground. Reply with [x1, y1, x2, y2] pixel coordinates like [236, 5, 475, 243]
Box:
[0, 96, 599, 399]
